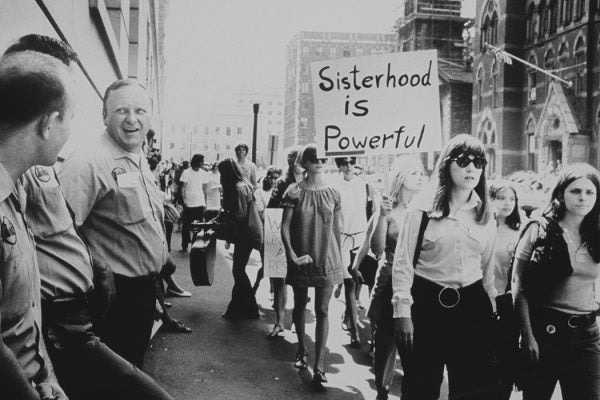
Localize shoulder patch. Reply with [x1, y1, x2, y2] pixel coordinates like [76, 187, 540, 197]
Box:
[34, 166, 51, 183]
[111, 167, 127, 181]
[1, 216, 16, 245]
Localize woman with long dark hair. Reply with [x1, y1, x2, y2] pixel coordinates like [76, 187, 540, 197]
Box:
[392, 134, 500, 399]
[218, 158, 263, 319]
[514, 163, 600, 400]
[280, 145, 343, 388]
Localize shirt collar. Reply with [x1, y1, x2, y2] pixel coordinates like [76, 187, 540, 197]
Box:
[101, 131, 142, 166]
[0, 161, 16, 203]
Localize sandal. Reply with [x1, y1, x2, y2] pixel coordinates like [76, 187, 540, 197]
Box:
[266, 324, 284, 340]
[162, 318, 192, 333]
[313, 368, 328, 384]
[293, 352, 308, 369]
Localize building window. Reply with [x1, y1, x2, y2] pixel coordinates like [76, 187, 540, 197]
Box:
[562, 0, 573, 25]
[330, 47, 337, 58]
[492, 60, 499, 108]
[237, 127, 242, 135]
[480, 16, 490, 51]
[342, 48, 351, 57]
[215, 127, 220, 134]
[574, 0, 585, 20]
[477, 67, 484, 112]
[544, 49, 556, 95]
[226, 127, 231, 136]
[528, 55, 538, 104]
[226, 145, 231, 150]
[526, 118, 537, 170]
[316, 47, 323, 56]
[558, 42, 569, 79]
[549, 0, 557, 33]
[574, 37, 586, 94]
[302, 46, 308, 56]
[539, 1, 547, 38]
[526, 3, 535, 42]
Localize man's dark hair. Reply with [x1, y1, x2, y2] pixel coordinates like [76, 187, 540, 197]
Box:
[234, 142, 249, 153]
[4, 34, 78, 66]
[191, 153, 205, 169]
[0, 51, 69, 133]
[103, 79, 148, 118]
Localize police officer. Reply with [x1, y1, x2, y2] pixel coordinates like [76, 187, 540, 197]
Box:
[0, 48, 70, 400]
[58, 79, 169, 368]
[8, 34, 174, 400]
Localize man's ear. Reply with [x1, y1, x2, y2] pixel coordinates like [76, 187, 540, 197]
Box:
[37, 111, 61, 139]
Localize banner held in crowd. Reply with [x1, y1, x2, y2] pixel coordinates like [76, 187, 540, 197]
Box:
[310, 49, 442, 157]
[263, 209, 287, 278]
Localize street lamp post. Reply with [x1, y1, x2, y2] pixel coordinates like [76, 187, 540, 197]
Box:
[252, 103, 259, 163]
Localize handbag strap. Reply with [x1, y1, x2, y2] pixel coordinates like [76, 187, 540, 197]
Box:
[413, 211, 429, 268]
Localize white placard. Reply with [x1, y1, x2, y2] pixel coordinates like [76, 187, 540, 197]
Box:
[263, 208, 287, 278]
[310, 49, 442, 157]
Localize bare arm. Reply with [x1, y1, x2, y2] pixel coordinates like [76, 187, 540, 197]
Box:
[351, 216, 375, 275]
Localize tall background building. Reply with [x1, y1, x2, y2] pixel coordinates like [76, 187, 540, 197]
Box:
[472, 0, 600, 177]
[0, 0, 168, 151]
[283, 31, 397, 151]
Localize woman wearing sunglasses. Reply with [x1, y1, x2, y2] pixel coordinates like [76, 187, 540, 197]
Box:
[280, 144, 344, 388]
[513, 163, 600, 400]
[392, 134, 500, 399]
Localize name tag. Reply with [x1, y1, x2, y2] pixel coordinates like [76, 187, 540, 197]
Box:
[117, 172, 138, 188]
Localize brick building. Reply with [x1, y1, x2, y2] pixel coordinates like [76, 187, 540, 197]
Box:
[472, 0, 600, 177]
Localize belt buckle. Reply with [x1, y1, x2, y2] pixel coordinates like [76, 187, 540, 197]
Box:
[438, 287, 460, 309]
[567, 315, 582, 328]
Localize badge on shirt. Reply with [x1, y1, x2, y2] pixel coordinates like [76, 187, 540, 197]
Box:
[116, 172, 138, 188]
[34, 166, 51, 183]
[1, 216, 16, 245]
[111, 167, 127, 182]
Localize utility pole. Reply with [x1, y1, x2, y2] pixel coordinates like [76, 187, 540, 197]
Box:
[252, 103, 259, 163]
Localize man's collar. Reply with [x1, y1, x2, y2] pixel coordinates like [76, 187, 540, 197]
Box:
[0, 162, 16, 203]
[101, 131, 142, 166]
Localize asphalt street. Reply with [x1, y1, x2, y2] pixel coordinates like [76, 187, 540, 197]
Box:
[144, 231, 559, 400]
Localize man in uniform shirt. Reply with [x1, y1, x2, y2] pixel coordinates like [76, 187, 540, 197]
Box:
[8, 34, 174, 399]
[0, 48, 70, 400]
[59, 79, 169, 368]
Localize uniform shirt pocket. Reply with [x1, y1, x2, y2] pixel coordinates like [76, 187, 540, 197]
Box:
[28, 186, 72, 238]
[116, 187, 146, 224]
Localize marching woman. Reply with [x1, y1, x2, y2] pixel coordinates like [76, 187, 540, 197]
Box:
[218, 158, 263, 320]
[280, 145, 344, 387]
[513, 163, 600, 400]
[360, 155, 425, 400]
[392, 134, 500, 399]
[489, 180, 525, 295]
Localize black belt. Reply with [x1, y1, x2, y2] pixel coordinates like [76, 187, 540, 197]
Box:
[412, 275, 485, 309]
[537, 307, 597, 331]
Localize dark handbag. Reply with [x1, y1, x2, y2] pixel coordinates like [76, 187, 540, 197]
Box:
[212, 211, 236, 243]
[349, 247, 378, 287]
[189, 225, 217, 286]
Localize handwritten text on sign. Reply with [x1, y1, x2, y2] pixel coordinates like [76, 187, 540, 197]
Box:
[310, 50, 442, 156]
[263, 209, 287, 278]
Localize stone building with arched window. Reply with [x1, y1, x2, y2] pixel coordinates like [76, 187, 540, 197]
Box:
[472, 0, 600, 177]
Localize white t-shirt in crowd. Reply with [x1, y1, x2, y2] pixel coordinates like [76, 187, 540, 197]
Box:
[180, 168, 208, 207]
[205, 172, 221, 210]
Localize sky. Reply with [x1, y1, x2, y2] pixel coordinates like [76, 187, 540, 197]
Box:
[164, 0, 476, 121]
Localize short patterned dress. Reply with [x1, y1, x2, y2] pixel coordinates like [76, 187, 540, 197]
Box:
[281, 182, 344, 287]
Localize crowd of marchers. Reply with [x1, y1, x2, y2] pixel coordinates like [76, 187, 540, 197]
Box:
[1, 33, 600, 400]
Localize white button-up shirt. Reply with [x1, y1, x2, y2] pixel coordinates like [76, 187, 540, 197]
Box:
[392, 191, 497, 318]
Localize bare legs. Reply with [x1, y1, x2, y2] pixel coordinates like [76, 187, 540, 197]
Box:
[292, 285, 334, 372]
[272, 277, 287, 328]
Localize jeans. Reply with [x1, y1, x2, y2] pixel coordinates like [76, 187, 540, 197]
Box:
[403, 277, 501, 400]
[42, 297, 173, 400]
[523, 311, 600, 400]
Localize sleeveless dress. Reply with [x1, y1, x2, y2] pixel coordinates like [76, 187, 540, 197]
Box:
[281, 182, 343, 287]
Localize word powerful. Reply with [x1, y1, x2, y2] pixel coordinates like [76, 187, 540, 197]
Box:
[325, 124, 426, 154]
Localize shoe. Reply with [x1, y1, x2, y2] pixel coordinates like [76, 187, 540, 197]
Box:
[313, 368, 328, 384]
[376, 388, 389, 400]
[266, 324, 284, 340]
[166, 287, 192, 298]
[162, 318, 192, 333]
[293, 352, 308, 369]
[341, 313, 349, 331]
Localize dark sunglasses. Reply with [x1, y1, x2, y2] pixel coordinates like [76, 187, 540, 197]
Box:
[307, 156, 328, 164]
[339, 160, 356, 166]
[449, 153, 487, 169]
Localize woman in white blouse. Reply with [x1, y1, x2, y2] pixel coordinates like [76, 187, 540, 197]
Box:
[392, 134, 499, 399]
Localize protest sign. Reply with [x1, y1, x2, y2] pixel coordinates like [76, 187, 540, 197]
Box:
[263, 209, 287, 278]
[310, 49, 442, 157]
